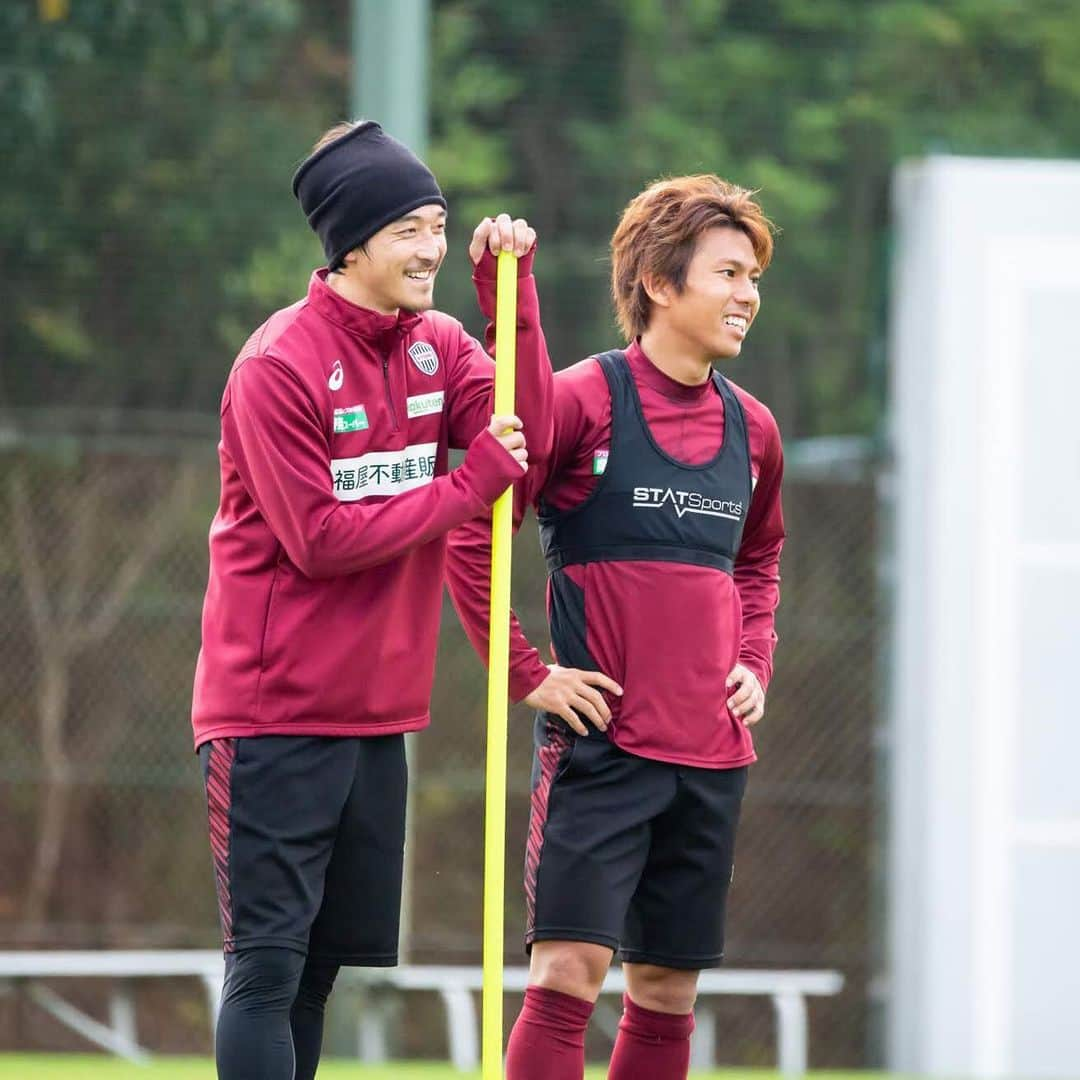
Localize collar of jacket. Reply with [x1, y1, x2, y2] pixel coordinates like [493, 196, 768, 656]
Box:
[308, 269, 423, 341]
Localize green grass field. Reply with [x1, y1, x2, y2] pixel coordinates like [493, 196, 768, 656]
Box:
[0, 1058, 884, 1079]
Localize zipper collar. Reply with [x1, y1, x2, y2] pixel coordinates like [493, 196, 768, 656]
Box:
[308, 269, 423, 341]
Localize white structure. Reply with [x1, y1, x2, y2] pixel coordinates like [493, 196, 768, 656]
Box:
[889, 156, 1080, 1077]
[0, 952, 841, 1077]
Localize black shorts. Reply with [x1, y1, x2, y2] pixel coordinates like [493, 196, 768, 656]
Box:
[199, 733, 406, 966]
[526, 716, 748, 970]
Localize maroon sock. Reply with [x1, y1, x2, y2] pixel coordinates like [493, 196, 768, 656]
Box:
[607, 993, 695, 1080]
[505, 985, 594, 1080]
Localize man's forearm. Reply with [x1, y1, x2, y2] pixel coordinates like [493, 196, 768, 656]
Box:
[446, 515, 549, 702]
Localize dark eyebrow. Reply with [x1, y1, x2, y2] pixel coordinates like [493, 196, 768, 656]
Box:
[718, 257, 762, 275]
[396, 211, 447, 226]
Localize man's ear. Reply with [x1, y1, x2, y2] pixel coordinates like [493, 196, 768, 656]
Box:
[641, 273, 671, 310]
[340, 245, 370, 270]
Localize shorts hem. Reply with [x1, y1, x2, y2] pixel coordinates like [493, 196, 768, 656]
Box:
[310, 952, 399, 968]
[227, 936, 308, 955]
[526, 928, 620, 953]
[619, 949, 725, 970]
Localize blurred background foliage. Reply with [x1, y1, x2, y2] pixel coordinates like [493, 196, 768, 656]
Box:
[6, 0, 1080, 432]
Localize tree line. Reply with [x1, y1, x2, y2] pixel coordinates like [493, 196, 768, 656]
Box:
[4, 0, 1080, 433]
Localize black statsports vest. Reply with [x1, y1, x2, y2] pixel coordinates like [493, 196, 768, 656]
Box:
[539, 350, 752, 572]
[537, 350, 753, 673]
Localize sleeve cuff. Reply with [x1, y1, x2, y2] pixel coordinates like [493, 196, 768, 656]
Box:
[737, 656, 771, 693]
[472, 245, 536, 282]
[460, 427, 523, 506]
[510, 655, 549, 704]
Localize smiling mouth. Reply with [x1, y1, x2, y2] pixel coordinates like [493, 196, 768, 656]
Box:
[405, 268, 437, 283]
[724, 315, 748, 332]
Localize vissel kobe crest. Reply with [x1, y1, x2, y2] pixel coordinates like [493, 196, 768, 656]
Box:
[408, 341, 439, 376]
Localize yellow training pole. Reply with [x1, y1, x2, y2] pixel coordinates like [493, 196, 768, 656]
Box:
[482, 249, 518, 1079]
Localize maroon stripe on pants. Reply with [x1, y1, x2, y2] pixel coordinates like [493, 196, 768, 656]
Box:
[524, 725, 571, 942]
[205, 738, 237, 951]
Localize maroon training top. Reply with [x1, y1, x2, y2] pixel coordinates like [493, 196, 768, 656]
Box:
[191, 250, 553, 748]
[447, 339, 784, 768]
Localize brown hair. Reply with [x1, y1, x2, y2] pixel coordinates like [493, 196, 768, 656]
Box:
[610, 175, 775, 340]
[311, 120, 364, 154]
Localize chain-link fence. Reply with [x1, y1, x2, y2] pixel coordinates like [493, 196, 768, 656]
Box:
[0, 415, 883, 1066]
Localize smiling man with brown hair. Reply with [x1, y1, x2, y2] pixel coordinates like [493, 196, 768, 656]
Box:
[448, 174, 785, 1080]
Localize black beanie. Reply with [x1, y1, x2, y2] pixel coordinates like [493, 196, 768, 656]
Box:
[292, 121, 447, 269]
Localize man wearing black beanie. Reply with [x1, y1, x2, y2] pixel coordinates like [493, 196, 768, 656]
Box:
[191, 120, 554, 1080]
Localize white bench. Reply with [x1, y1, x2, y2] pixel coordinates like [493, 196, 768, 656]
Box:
[344, 964, 844, 1077]
[0, 951, 842, 1076]
[0, 950, 224, 1064]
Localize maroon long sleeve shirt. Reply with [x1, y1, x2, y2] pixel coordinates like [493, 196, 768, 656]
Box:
[447, 340, 784, 768]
